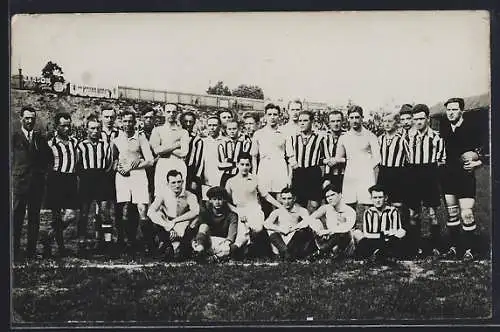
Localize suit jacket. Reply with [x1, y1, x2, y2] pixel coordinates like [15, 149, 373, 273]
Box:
[12, 128, 51, 195]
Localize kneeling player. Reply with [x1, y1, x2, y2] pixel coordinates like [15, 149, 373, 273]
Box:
[263, 188, 316, 261]
[353, 184, 406, 263]
[147, 170, 200, 261]
[225, 153, 284, 259]
[191, 186, 239, 263]
[308, 184, 356, 260]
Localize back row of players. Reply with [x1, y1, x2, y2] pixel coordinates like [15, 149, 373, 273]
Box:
[12, 98, 485, 263]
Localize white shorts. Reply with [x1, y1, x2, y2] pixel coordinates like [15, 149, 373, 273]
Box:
[155, 157, 187, 197]
[234, 205, 265, 247]
[116, 169, 149, 204]
[257, 158, 290, 194]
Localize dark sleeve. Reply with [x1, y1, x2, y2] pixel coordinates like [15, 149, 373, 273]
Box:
[198, 204, 210, 227]
[40, 136, 53, 170]
[226, 211, 238, 243]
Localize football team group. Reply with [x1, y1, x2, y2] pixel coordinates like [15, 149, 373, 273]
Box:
[12, 97, 487, 264]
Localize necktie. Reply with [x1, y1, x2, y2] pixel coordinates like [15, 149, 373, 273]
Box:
[27, 131, 32, 144]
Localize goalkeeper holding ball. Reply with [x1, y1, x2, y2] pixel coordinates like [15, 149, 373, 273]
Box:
[439, 98, 486, 261]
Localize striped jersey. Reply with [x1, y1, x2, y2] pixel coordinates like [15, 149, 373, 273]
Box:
[48, 136, 79, 173]
[406, 128, 446, 165]
[186, 133, 204, 178]
[323, 130, 346, 175]
[289, 132, 325, 169]
[363, 206, 402, 239]
[101, 128, 120, 144]
[378, 132, 408, 167]
[218, 137, 253, 175]
[77, 139, 112, 171]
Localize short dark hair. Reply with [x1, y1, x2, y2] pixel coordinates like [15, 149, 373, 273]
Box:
[54, 112, 72, 126]
[412, 104, 430, 117]
[179, 111, 196, 126]
[207, 115, 221, 124]
[347, 105, 363, 117]
[280, 187, 294, 196]
[399, 104, 413, 116]
[120, 110, 137, 120]
[166, 169, 183, 182]
[368, 184, 387, 195]
[243, 112, 259, 123]
[19, 106, 36, 117]
[101, 105, 115, 114]
[322, 184, 340, 197]
[218, 109, 233, 118]
[141, 106, 156, 116]
[237, 152, 252, 163]
[328, 110, 344, 121]
[288, 99, 303, 110]
[298, 110, 313, 121]
[265, 103, 280, 114]
[206, 186, 229, 200]
[444, 97, 465, 111]
[86, 114, 100, 126]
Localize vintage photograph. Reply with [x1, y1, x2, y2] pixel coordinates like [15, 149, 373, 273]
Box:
[10, 11, 491, 324]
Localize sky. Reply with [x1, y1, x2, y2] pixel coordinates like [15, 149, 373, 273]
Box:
[11, 11, 490, 111]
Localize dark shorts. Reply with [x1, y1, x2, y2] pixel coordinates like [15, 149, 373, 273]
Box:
[376, 166, 407, 204]
[79, 169, 115, 202]
[322, 173, 344, 193]
[292, 166, 323, 205]
[440, 165, 476, 199]
[405, 164, 442, 209]
[186, 169, 202, 200]
[46, 171, 79, 209]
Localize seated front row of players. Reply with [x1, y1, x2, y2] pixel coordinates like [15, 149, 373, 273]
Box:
[147, 156, 407, 263]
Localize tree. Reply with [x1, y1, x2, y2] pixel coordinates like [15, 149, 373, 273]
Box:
[206, 81, 232, 96]
[41, 61, 65, 85]
[231, 84, 264, 100]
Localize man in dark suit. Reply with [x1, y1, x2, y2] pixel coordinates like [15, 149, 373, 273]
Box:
[12, 106, 51, 261]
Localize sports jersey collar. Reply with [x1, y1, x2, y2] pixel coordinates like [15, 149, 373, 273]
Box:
[369, 205, 393, 213]
[54, 134, 75, 144]
[83, 138, 104, 144]
[119, 130, 140, 141]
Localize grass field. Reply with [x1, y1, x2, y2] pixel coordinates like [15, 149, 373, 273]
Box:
[11, 166, 492, 324]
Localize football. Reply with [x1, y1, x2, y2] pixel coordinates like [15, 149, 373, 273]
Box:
[461, 151, 480, 163]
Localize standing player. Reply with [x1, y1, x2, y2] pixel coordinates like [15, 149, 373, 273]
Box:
[242, 112, 259, 140]
[405, 104, 446, 259]
[147, 170, 200, 261]
[308, 184, 356, 260]
[439, 98, 485, 260]
[377, 112, 408, 210]
[141, 106, 158, 201]
[290, 110, 326, 212]
[76, 114, 114, 256]
[180, 111, 204, 200]
[42, 112, 80, 258]
[225, 153, 284, 258]
[111, 111, 154, 255]
[251, 103, 296, 218]
[280, 99, 302, 138]
[353, 184, 406, 263]
[12, 106, 51, 261]
[218, 120, 252, 187]
[219, 109, 234, 137]
[335, 105, 381, 213]
[191, 186, 239, 263]
[264, 188, 316, 261]
[322, 110, 346, 190]
[202, 116, 229, 198]
[150, 103, 189, 197]
[101, 106, 120, 143]
[399, 104, 414, 139]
